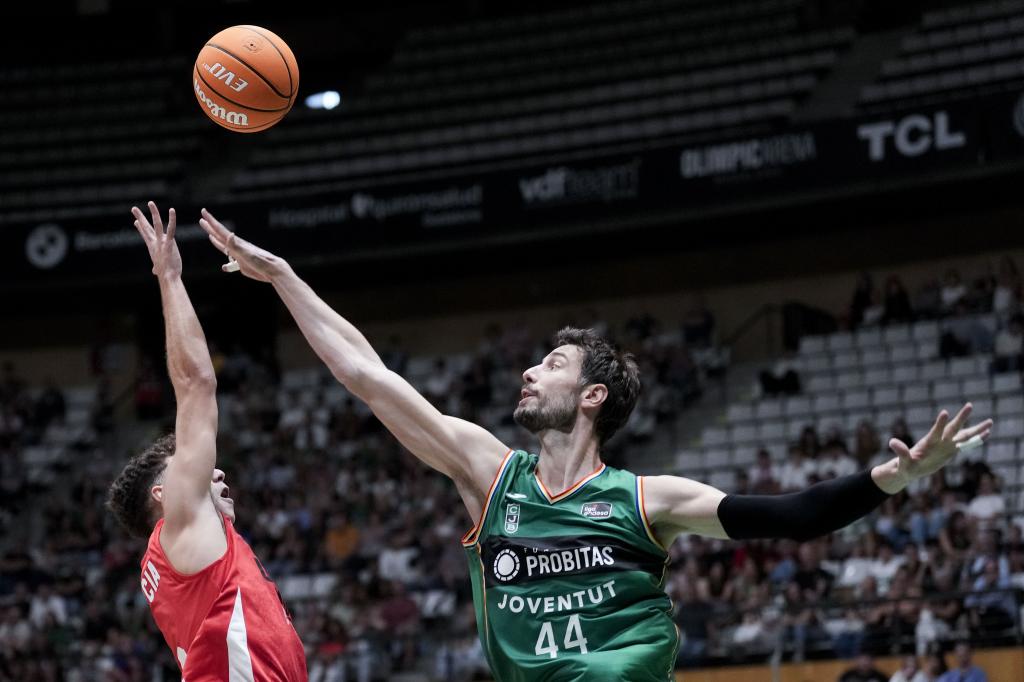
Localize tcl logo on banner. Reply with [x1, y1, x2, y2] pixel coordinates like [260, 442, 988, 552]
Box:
[857, 111, 966, 162]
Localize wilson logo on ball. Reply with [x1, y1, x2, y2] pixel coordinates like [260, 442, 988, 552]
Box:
[202, 62, 249, 93]
[193, 79, 249, 127]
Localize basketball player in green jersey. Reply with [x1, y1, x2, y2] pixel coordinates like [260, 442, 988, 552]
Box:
[198, 210, 994, 681]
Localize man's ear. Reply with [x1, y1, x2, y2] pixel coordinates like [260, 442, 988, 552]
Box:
[581, 383, 608, 409]
[150, 484, 163, 504]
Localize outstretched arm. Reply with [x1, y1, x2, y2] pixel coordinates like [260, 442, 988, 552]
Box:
[133, 203, 220, 544]
[197, 210, 508, 511]
[643, 404, 993, 547]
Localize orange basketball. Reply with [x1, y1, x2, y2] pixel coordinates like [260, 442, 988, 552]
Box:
[192, 25, 299, 133]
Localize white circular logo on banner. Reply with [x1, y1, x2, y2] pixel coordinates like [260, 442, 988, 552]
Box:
[25, 223, 68, 269]
[1014, 94, 1024, 138]
[493, 549, 520, 582]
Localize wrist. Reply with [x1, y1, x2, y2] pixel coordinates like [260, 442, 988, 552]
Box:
[269, 258, 294, 282]
[871, 458, 908, 495]
[157, 270, 182, 283]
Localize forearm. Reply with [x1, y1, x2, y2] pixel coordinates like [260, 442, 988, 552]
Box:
[717, 468, 891, 542]
[270, 266, 383, 384]
[158, 274, 215, 389]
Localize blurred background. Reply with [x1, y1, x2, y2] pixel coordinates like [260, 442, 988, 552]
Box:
[2, 0, 1024, 680]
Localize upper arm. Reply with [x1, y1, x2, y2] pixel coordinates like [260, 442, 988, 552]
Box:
[351, 363, 509, 492]
[641, 474, 730, 545]
[160, 375, 219, 533]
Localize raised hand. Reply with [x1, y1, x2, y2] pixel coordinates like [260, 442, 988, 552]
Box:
[198, 208, 286, 283]
[887, 403, 994, 484]
[133, 201, 181, 278]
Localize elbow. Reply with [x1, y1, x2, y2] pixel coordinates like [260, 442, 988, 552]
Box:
[328, 357, 372, 394]
[180, 369, 217, 394]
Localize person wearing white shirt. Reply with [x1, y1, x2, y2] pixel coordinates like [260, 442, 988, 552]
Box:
[889, 655, 930, 682]
[966, 473, 1006, 524]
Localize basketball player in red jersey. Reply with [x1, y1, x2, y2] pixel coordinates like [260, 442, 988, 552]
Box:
[106, 202, 307, 681]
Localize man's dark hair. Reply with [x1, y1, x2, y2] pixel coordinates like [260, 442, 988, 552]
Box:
[554, 326, 641, 445]
[106, 433, 175, 538]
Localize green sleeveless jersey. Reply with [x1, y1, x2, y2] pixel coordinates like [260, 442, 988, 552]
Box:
[462, 450, 678, 682]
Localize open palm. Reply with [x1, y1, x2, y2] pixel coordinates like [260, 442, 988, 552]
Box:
[133, 201, 181, 278]
[888, 403, 993, 483]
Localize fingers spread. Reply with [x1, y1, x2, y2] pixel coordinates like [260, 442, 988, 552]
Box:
[956, 419, 995, 441]
[166, 208, 176, 241]
[132, 206, 154, 234]
[201, 208, 230, 240]
[148, 201, 163, 234]
[944, 403, 972, 438]
[927, 410, 949, 442]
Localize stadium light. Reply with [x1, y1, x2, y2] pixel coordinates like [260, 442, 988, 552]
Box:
[305, 90, 341, 110]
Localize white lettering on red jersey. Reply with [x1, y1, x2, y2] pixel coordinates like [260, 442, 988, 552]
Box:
[141, 516, 307, 681]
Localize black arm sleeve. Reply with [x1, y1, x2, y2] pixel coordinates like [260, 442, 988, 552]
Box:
[717, 468, 891, 542]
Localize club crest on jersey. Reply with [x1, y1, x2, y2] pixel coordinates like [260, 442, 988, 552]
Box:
[504, 503, 521, 534]
[581, 502, 613, 519]
[493, 548, 521, 582]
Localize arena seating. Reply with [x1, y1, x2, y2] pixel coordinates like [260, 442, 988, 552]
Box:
[682, 314, 1024, 515]
[860, 0, 1024, 108]
[0, 56, 202, 225]
[226, 0, 855, 198]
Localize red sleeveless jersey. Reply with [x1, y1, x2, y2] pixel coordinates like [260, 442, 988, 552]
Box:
[140, 516, 307, 681]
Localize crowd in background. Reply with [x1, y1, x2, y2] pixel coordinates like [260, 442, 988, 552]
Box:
[0, 265, 1021, 680]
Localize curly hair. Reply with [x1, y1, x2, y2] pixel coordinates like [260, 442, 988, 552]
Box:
[554, 327, 641, 445]
[106, 433, 174, 538]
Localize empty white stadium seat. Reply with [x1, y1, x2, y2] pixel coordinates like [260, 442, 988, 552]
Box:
[873, 386, 902, 407]
[799, 335, 826, 354]
[755, 400, 784, 420]
[702, 426, 729, 446]
[842, 390, 871, 411]
[903, 383, 931, 404]
[883, 325, 912, 344]
[836, 371, 865, 390]
[826, 332, 854, 351]
[727, 403, 755, 422]
[814, 394, 841, 413]
[997, 394, 1024, 416]
[784, 395, 813, 417]
[993, 372, 1022, 394]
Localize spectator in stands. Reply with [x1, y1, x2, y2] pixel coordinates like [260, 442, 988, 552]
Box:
[964, 559, 1016, 637]
[991, 314, 1023, 374]
[861, 289, 885, 328]
[132, 357, 164, 420]
[965, 473, 1005, 525]
[778, 444, 815, 492]
[798, 426, 821, 459]
[673, 579, 712, 667]
[854, 420, 882, 468]
[838, 653, 888, 682]
[380, 335, 408, 374]
[940, 301, 993, 358]
[889, 419, 915, 457]
[850, 273, 875, 329]
[748, 448, 780, 494]
[889, 655, 927, 682]
[33, 379, 65, 429]
[883, 276, 914, 326]
[759, 353, 801, 397]
[938, 510, 972, 563]
[682, 294, 715, 348]
[990, 256, 1021, 321]
[921, 655, 948, 681]
[818, 441, 858, 480]
[940, 269, 968, 312]
[936, 642, 987, 682]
